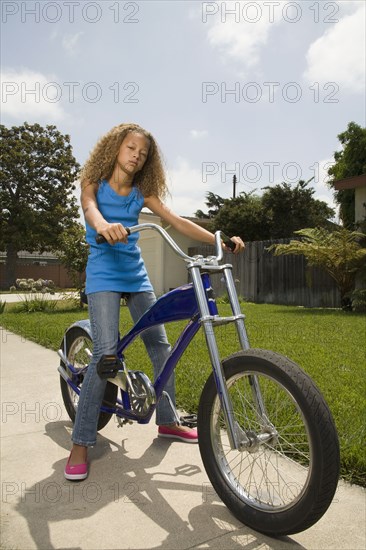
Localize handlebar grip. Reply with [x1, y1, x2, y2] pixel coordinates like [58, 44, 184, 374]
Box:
[96, 227, 131, 244]
[222, 237, 236, 252]
[95, 234, 107, 244]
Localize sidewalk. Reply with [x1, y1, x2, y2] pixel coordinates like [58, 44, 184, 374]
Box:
[1, 328, 365, 550]
[0, 291, 78, 303]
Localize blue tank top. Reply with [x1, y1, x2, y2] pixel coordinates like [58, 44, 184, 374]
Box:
[85, 180, 153, 294]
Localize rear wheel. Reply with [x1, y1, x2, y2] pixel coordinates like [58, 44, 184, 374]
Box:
[59, 327, 118, 431]
[198, 349, 340, 536]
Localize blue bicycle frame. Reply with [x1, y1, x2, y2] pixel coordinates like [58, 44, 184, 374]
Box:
[58, 224, 254, 450]
[57, 223, 341, 537]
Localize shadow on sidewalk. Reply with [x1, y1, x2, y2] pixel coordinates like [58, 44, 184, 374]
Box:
[15, 421, 304, 550]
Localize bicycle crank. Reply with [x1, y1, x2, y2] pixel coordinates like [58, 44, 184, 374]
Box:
[127, 371, 156, 418]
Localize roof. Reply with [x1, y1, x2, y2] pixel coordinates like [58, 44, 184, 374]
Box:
[333, 174, 366, 190]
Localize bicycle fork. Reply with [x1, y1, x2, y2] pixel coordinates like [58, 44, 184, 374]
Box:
[189, 263, 273, 451]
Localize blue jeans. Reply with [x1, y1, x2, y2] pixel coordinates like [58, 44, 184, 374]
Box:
[72, 291, 176, 447]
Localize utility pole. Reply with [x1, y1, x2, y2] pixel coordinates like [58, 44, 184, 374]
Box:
[233, 174, 237, 198]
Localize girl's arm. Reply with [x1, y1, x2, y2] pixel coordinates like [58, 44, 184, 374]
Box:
[81, 181, 129, 243]
[144, 196, 244, 253]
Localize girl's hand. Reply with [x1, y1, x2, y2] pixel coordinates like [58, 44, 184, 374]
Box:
[224, 236, 245, 254]
[95, 222, 129, 244]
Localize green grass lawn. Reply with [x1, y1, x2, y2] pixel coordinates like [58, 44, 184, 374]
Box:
[1, 300, 365, 486]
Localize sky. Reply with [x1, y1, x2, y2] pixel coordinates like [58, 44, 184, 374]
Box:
[1, 0, 365, 220]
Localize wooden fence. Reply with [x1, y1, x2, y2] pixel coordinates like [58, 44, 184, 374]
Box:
[189, 239, 341, 308]
[1, 240, 341, 307]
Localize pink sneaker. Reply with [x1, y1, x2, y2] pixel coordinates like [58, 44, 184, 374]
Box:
[158, 424, 198, 443]
[64, 453, 88, 481]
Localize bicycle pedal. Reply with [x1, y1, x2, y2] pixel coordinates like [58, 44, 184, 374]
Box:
[180, 414, 197, 428]
[97, 354, 124, 379]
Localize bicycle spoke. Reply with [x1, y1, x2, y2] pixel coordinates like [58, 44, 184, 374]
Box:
[211, 369, 313, 510]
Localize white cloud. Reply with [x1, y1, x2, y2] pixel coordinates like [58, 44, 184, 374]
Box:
[164, 155, 339, 220]
[338, 0, 365, 13]
[303, 3, 365, 93]
[62, 32, 84, 55]
[312, 157, 339, 220]
[205, 1, 283, 73]
[72, 179, 83, 221]
[166, 157, 208, 217]
[1, 68, 66, 121]
[190, 129, 208, 140]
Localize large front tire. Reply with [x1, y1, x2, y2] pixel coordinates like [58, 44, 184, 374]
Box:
[197, 349, 340, 536]
[59, 327, 118, 431]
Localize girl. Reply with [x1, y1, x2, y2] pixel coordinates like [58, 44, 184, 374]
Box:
[65, 123, 244, 480]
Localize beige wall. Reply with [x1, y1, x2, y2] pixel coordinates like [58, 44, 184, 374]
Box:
[355, 186, 366, 226]
[138, 212, 209, 295]
[163, 226, 197, 291]
[355, 186, 366, 289]
[138, 212, 164, 294]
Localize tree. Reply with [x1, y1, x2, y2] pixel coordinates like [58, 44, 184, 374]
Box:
[197, 180, 334, 241]
[262, 179, 335, 239]
[56, 222, 88, 305]
[195, 192, 225, 219]
[0, 122, 80, 288]
[327, 122, 366, 229]
[211, 192, 269, 241]
[268, 227, 366, 309]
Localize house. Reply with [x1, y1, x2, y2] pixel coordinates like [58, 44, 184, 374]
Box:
[137, 211, 211, 295]
[334, 174, 366, 292]
[333, 174, 366, 228]
[0, 250, 74, 289]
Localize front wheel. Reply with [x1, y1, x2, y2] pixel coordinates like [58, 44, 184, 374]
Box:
[197, 349, 340, 536]
[59, 327, 118, 431]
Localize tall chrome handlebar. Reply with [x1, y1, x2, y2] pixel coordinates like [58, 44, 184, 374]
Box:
[128, 223, 195, 262]
[108, 223, 233, 264]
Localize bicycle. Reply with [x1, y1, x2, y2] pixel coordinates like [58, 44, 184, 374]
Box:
[58, 223, 340, 537]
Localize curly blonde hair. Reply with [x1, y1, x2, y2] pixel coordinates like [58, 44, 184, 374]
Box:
[80, 123, 168, 199]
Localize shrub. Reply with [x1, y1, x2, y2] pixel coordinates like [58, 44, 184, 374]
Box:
[18, 280, 29, 290]
[352, 289, 366, 312]
[14, 278, 56, 292]
[58, 291, 83, 310]
[34, 279, 44, 290]
[15, 293, 57, 313]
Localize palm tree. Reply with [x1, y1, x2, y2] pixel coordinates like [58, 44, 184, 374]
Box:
[268, 228, 366, 308]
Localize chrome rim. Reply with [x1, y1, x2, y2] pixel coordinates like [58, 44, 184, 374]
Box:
[211, 370, 313, 511]
[66, 335, 92, 411]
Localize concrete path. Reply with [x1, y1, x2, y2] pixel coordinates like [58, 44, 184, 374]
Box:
[1, 328, 365, 550]
[0, 291, 78, 303]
